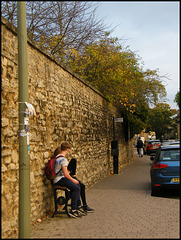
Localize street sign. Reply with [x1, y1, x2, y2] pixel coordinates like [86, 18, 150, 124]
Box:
[115, 118, 123, 122]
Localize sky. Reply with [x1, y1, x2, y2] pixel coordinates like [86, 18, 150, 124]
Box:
[95, 1, 180, 110]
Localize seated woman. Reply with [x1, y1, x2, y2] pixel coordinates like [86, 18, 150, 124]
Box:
[68, 158, 94, 213]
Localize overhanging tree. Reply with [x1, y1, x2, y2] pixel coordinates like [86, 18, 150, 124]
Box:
[2, 1, 172, 139]
[1, 1, 112, 63]
[67, 34, 167, 138]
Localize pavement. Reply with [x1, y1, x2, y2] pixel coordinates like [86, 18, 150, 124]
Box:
[31, 150, 180, 239]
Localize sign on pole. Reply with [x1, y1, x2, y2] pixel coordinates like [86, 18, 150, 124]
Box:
[115, 118, 123, 123]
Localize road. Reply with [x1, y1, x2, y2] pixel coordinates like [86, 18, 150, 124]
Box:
[31, 149, 180, 238]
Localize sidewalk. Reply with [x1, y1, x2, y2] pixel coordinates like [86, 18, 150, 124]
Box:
[31, 151, 180, 238]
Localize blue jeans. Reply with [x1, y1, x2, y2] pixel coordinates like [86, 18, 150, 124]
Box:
[55, 178, 81, 210]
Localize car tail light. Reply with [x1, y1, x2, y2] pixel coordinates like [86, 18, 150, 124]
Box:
[153, 163, 168, 169]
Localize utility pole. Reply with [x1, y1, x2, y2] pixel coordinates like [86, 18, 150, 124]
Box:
[112, 117, 119, 174]
[113, 116, 115, 140]
[17, 2, 30, 238]
[127, 122, 130, 163]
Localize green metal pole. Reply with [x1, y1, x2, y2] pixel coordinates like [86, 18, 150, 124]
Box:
[17, 2, 30, 238]
[128, 122, 130, 163]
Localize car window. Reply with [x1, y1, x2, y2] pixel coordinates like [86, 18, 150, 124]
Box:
[151, 141, 161, 145]
[159, 149, 180, 161]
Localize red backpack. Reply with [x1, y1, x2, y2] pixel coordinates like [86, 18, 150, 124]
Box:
[45, 155, 64, 180]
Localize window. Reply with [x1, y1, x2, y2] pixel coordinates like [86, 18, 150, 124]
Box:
[160, 149, 180, 161]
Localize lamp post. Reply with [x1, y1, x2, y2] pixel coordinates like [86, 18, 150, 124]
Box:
[17, 2, 30, 238]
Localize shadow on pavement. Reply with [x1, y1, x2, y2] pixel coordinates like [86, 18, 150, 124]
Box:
[151, 188, 180, 199]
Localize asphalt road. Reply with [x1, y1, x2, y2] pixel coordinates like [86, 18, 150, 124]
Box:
[31, 149, 180, 238]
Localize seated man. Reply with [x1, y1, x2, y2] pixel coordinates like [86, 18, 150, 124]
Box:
[53, 142, 85, 218]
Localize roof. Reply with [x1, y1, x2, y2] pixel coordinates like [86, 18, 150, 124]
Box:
[160, 143, 180, 150]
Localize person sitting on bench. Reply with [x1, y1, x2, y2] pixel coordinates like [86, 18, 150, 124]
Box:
[53, 142, 86, 218]
[68, 158, 94, 213]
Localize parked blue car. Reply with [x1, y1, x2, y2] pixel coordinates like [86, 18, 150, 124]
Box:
[150, 143, 180, 196]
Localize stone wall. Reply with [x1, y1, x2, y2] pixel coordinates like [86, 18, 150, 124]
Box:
[1, 17, 134, 238]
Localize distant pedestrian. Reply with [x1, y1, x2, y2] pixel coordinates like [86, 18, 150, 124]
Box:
[136, 137, 144, 157]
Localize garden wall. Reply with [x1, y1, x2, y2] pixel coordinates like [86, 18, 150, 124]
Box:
[1, 17, 134, 238]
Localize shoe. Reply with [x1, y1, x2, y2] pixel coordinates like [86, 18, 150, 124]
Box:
[83, 205, 94, 213]
[77, 206, 87, 216]
[68, 210, 82, 218]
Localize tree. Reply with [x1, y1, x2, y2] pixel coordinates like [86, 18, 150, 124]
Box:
[1, 1, 169, 139]
[68, 35, 166, 111]
[174, 90, 180, 108]
[1, 1, 17, 24]
[146, 103, 177, 140]
[1, 1, 112, 63]
[67, 34, 168, 138]
[69, 37, 167, 139]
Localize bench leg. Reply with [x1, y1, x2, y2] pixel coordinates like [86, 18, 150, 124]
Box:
[52, 188, 58, 217]
[52, 188, 71, 218]
[64, 189, 71, 217]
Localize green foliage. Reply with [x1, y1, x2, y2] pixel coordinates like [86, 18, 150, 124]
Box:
[146, 103, 177, 140]
[174, 91, 180, 108]
[67, 34, 167, 138]
[122, 101, 149, 139]
[68, 36, 166, 110]
[123, 111, 146, 140]
[2, 1, 173, 139]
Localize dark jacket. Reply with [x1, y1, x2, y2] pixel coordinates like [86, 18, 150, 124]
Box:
[137, 139, 143, 148]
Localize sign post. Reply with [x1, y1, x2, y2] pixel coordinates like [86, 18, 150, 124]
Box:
[112, 117, 123, 174]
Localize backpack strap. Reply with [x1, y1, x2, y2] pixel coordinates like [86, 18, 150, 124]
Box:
[54, 155, 65, 175]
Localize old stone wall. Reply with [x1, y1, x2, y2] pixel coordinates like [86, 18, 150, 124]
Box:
[1, 17, 134, 238]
